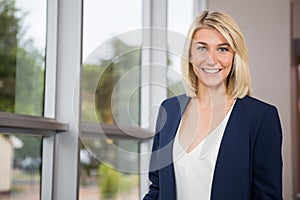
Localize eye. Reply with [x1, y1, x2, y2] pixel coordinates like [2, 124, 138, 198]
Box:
[196, 46, 207, 51]
[218, 47, 230, 52]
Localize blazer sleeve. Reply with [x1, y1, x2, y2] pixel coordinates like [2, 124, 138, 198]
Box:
[143, 104, 165, 200]
[252, 106, 283, 199]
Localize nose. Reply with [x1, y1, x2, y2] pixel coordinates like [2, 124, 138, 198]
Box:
[206, 50, 217, 66]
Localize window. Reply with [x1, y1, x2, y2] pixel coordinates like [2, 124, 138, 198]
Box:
[167, 0, 193, 97]
[0, 1, 197, 199]
[0, 0, 47, 199]
[0, 0, 46, 116]
[79, 138, 139, 200]
[81, 0, 141, 126]
[80, 0, 142, 199]
[0, 133, 41, 200]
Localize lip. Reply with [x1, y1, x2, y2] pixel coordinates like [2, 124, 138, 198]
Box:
[201, 68, 222, 74]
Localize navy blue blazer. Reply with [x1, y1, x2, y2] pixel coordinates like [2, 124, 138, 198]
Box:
[143, 94, 282, 200]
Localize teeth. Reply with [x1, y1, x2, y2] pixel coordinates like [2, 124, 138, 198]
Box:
[202, 69, 220, 74]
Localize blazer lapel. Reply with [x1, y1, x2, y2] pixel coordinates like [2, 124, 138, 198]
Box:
[171, 94, 191, 139]
[158, 94, 190, 200]
[210, 98, 251, 199]
[160, 94, 191, 146]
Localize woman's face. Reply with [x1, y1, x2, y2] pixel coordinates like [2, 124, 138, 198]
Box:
[190, 27, 234, 91]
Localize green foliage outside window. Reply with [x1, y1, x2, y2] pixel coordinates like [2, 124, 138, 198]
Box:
[0, 0, 45, 115]
[98, 163, 138, 200]
[99, 164, 121, 199]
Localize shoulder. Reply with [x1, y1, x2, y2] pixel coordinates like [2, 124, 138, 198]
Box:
[161, 93, 188, 105]
[237, 95, 278, 113]
[160, 93, 190, 111]
[235, 95, 280, 129]
[234, 96, 282, 144]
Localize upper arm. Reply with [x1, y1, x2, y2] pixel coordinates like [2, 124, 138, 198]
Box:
[143, 104, 166, 200]
[143, 130, 160, 200]
[252, 106, 283, 199]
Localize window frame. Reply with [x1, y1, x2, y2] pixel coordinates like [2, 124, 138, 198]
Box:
[0, 0, 206, 199]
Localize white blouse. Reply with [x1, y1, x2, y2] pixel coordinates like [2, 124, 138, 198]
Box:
[173, 102, 235, 200]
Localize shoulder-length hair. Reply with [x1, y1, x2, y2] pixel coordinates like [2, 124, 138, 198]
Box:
[181, 10, 251, 98]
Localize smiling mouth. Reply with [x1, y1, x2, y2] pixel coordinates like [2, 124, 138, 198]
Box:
[201, 68, 222, 74]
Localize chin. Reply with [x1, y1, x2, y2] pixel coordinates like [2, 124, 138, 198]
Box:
[201, 80, 227, 90]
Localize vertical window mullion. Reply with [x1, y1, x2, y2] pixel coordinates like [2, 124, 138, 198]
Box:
[51, 0, 82, 199]
[41, 136, 55, 199]
[41, 0, 59, 199]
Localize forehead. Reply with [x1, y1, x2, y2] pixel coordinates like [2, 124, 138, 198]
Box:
[192, 27, 228, 44]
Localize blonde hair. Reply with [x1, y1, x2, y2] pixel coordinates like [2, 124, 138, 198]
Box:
[181, 10, 251, 98]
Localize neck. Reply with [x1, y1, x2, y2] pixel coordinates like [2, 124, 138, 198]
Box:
[196, 84, 231, 107]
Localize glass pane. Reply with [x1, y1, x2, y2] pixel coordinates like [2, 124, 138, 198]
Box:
[0, 133, 41, 200]
[80, 0, 141, 199]
[0, 0, 46, 116]
[81, 0, 141, 126]
[79, 138, 139, 200]
[167, 0, 193, 97]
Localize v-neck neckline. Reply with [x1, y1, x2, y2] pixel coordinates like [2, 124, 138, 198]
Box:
[176, 100, 236, 155]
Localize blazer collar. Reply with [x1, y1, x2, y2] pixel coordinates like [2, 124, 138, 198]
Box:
[169, 94, 191, 139]
[177, 94, 191, 116]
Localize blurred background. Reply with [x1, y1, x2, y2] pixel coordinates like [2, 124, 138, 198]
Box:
[0, 0, 299, 199]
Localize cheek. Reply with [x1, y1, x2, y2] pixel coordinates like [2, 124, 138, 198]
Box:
[219, 57, 234, 72]
[190, 53, 208, 66]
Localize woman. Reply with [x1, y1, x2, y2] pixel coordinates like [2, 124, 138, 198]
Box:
[143, 10, 282, 200]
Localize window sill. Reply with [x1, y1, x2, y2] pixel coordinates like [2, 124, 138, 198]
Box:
[0, 112, 68, 136]
[81, 122, 153, 140]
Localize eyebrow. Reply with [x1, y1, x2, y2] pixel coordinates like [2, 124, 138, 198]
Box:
[195, 42, 230, 46]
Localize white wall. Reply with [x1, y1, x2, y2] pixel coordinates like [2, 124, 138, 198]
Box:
[207, 1, 293, 199]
